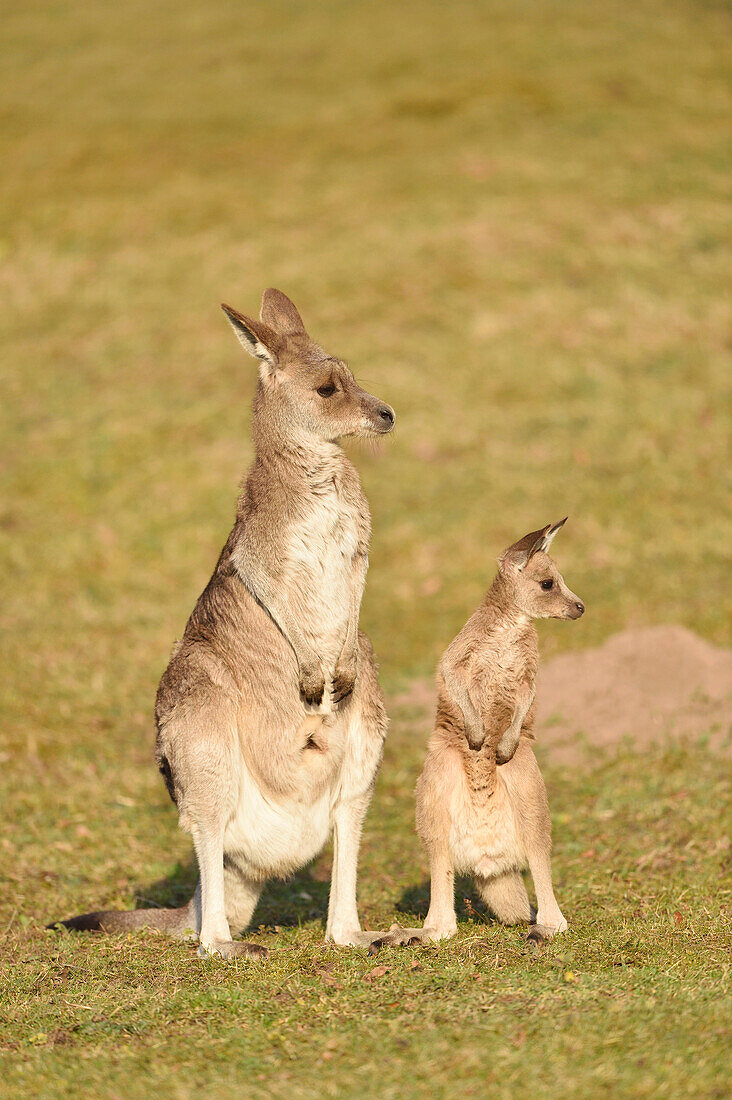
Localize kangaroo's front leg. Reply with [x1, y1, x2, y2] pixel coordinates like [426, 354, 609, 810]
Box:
[233, 550, 326, 706]
[333, 551, 368, 704]
[440, 660, 485, 749]
[496, 681, 535, 764]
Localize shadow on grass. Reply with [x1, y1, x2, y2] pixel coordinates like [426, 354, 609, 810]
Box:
[137, 861, 499, 934]
[137, 859, 332, 932]
[396, 876, 500, 926]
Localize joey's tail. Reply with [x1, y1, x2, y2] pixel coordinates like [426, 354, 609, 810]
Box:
[48, 898, 197, 939]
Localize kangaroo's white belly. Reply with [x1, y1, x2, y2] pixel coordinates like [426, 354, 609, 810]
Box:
[224, 687, 383, 882]
[224, 757, 335, 880]
[449, 781, 525, 879]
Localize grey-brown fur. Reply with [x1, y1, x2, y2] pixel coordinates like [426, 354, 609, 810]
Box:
[53, 289, 396, 957]
[371, 520, 584, 952]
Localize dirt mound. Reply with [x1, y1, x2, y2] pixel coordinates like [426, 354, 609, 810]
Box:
[392, 626, 731, 765]
[535, 625, 731, 763]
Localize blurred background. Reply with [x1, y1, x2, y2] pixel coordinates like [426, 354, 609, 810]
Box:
[1, 1, 729, 1095]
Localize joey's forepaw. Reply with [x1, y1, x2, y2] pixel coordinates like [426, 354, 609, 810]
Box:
[495, 745, 517, 765]
[332, 665, 357, 704]
[465, 727, 486, 751]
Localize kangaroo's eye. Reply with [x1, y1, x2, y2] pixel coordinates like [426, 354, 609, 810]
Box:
[317, 382, 337, 398]
[540, 579, 554, 591]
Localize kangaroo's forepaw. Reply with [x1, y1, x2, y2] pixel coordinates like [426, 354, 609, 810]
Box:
[495, 744, 518, 765]
[299, 664, 325, 707]
[198, 940, 268, 960]
[332, 667, 356, 704]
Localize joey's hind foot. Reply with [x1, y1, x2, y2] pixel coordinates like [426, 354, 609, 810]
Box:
[326, 927, 411, 950]
[198, 940, 268, 960]
[367, 923, 450, 954]
[526, 922, 566, 949]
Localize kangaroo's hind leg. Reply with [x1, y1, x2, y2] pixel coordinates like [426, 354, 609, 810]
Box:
[369, 747, 460, 953]
[475, 870, 534, 926]
[165, 709, 268, 961]
[325, 792, 373, 946]
[223, 857, 265, 940]
[326, 642, 408, 950]
[503, 742, 567, 945]
[368, 837, 458, 953]
[326, 794, 425, 951]
[191, 821, 266, 959]
[422, 843, 458, 940]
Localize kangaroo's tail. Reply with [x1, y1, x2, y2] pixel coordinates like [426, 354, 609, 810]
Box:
[48, 898, 197, 939]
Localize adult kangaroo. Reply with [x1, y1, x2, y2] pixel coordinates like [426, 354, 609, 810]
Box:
[54, 288, 395, 957]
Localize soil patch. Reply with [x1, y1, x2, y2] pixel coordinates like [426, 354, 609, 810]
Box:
[392, 626, 731, 765]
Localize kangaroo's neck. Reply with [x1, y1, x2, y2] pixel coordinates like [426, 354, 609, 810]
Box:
[252, 406, 345, 483]
[481, 575, 534, 639]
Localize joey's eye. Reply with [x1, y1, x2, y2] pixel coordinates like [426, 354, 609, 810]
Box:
[540, 579, 554, 591]
[317, 382, 337, 398]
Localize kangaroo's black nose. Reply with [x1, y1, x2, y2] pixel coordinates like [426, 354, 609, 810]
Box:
[575, 601, 585, 616]
[377, 405, 395, 429]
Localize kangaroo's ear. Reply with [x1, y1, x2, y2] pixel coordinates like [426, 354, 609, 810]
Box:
[540, 517, 567, 553]
[260, 288, 307, 336]
[499, 518, 567, 573]
[221, 303, 282, 372]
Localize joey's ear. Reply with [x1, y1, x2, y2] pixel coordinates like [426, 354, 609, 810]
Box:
[260, 288, 306, 336]
[500, 518, 567, 572]
[221, 303, 282, 371]
[541, 517, 568, 553]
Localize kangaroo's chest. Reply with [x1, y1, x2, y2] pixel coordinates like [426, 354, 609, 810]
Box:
[285, 475, 361, 658]
[287, 477, 359, 584]
[471, 629, 538, 734]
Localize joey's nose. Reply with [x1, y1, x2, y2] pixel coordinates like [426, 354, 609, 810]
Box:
[377, 404, 395, 431]
[575, 601, 585, 616]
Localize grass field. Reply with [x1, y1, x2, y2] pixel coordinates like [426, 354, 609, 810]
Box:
[1, 0, 730, 1096]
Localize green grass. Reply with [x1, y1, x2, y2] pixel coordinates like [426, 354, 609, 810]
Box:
[1, 0, 730, 1096]
[2, 727, 731, 1099]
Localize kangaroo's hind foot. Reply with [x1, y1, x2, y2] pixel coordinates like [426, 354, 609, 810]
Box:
[526, 914, 568, 949]
[198, 939, 268, 960]
[367, 921, 456, 955]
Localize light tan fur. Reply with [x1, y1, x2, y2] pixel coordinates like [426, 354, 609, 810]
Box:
[372, 520, 585, 951]
[52, 289, 396, 957]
